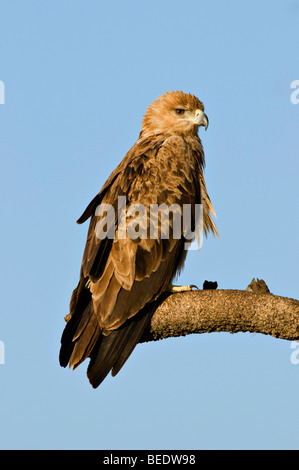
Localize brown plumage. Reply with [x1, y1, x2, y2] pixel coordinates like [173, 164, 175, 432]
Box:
[59, 90, 218, 388]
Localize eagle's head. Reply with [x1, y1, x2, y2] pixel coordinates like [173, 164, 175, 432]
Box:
[141, 90, 208, 137]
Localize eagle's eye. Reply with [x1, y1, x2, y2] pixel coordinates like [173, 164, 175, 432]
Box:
[175, 108, 185, 115]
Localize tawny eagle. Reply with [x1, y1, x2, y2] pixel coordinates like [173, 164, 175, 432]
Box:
[59, 91, 218, 388]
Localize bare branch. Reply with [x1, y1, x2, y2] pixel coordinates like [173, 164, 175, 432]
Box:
[140, 289, 299, 343]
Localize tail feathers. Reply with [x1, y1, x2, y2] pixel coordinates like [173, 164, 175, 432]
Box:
[69, 306, 101, 369]
[111, 311, 151, 377]
[60, 286, 167, 388]
[87, 302, 157, 388]
[59, 278, 99, 369]
[59, 310, 82, 368]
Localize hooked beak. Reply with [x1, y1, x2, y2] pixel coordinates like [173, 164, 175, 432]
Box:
[195, 109, 209, 131]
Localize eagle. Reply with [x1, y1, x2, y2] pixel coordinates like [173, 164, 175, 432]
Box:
[59, 90, 218, 388]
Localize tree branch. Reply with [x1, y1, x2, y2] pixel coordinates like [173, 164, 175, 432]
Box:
[140, 287, 299, 344]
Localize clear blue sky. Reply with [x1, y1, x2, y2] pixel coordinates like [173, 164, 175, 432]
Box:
[0, 0, 298, 450]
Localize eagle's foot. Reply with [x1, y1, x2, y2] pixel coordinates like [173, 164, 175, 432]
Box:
[168, 284, 199, 293]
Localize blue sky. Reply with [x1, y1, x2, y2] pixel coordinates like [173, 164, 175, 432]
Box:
[0, 0, 298, 450]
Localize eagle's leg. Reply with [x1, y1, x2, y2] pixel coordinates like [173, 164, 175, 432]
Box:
[168, 284, 199, 293]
